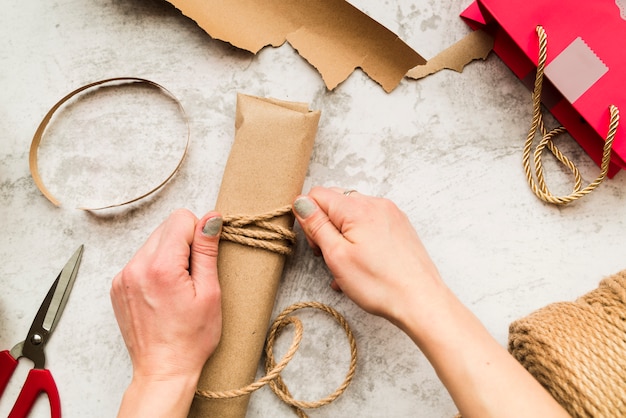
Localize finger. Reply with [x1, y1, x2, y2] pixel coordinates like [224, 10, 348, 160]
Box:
[328, 186, 345, 194]
[293, 194, 345, 253]
[154, 209, 197, 273]
[303, 232, 322, 257]
[328, 186, 360, 197]
[308, 186, 357, 234]
[124, 209, 196, 285]
[295, 217, 322, 256]
[131, 216, 168, 259]
[330, 279, 342, 292]
[189, 211, 222, 292]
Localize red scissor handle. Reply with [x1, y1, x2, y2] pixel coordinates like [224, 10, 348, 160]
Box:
[0, 350, 19, 396]
[8, 368, 61, 418]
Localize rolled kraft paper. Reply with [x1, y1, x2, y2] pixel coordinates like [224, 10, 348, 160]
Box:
[189, 93, 320, 418]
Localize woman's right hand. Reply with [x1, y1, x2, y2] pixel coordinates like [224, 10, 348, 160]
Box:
[293, 187, 571, 418]
[292, 186, 447, 325]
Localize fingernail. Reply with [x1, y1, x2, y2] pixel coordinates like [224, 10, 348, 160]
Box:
[202, 216, 223, 237]
[293, 196, 317, 219]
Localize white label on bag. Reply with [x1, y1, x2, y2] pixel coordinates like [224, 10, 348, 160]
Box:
[545, 37, 608, 104]
[616, 0, 626, 20]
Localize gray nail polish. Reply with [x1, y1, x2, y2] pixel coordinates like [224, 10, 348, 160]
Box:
[293, 197, 316, 219]
[202, 217, 223, 236]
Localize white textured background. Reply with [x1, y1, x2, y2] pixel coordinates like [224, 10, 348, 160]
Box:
[1, 0, 626, 417]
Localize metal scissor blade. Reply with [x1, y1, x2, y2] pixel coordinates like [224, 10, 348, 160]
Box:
[20, 245, 84, 368]
[42, 245, 84, 333]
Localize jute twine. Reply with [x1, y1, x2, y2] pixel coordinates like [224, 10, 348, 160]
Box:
[195, 207, 358, 417]
[523, 26, 619, 205]
[509, 270, 626, 417]
[220, 205, 296, 255]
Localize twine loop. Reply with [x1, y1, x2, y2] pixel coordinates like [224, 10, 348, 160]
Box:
[221, 205, 296, 255]
[523, 25, 620, 205]
[195, 302, 358, 418]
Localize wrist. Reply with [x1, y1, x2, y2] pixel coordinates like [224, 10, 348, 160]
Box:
[387, 274, 454, 337]
[118, 373, 199, 418]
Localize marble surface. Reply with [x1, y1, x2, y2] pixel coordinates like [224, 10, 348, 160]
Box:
[2, 1, 626, 417]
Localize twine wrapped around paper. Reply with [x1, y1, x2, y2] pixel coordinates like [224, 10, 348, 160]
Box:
[189, 94, 320, 418]
[508, 270, 626, 417]
[220, 206, 296, 255]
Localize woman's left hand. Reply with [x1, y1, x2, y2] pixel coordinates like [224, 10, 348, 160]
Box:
[110, 209, 223, 417]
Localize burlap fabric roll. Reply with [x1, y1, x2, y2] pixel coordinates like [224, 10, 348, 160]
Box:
[509, 270, 626, 417]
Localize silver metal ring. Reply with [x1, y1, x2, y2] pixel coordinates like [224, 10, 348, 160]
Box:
[343, 189, 357, 196]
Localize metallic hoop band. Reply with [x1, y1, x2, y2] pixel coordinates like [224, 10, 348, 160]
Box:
[29, 77, 190, 210]
[343, 189, 357, 196]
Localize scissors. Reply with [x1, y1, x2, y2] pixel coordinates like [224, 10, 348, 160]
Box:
[0, 245, 84, 418]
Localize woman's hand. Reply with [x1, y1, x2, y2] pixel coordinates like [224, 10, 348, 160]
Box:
[293, 187, 569, 418]
[110, 209, 223, 418]
[292, 186, 445, 325]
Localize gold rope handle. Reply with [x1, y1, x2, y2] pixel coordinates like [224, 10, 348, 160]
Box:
[523, 26, 620, 205]
[195, 302, 358, 418]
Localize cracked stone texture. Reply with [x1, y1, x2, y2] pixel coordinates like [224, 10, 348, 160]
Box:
[2, 0, 626, 417]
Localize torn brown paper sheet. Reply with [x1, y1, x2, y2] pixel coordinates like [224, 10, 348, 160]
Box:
[189, 94, 320, 418]
[406, 29, 494, 79]
[165, 0, 425, 92]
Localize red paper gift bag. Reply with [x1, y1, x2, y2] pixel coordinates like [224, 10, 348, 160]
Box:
[462, 0, 625, 202]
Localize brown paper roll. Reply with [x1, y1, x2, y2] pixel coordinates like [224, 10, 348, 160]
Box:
[189, 93, 320, 418]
